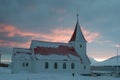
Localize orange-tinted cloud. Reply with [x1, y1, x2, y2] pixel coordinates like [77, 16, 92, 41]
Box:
[0, 24, 100, 48]
[0, 24, 35, 48]
[35, 27, 100, 43]
[82, 28, 100, 43]
[0, 24, 36, 37]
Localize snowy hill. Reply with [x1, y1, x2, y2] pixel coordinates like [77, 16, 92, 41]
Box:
[92, 55, 120, 66]
[89, 57, 98, 64]
[89, 57, 99, 66]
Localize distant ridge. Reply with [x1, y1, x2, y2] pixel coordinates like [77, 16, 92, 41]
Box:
[92, 55, 120, 66]
[89, 57, 98, 64]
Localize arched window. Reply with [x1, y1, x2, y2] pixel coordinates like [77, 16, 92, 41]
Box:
[22, 62, 29, 67]
[26, 63, 28, 67]
[63, 62, 66, 69]
[22, 63, 25, 67]
[71, 63, 75, 69]
[84, 65, 86, 70]
[45, 62, 48, 69]
[54, 62, 58, 69]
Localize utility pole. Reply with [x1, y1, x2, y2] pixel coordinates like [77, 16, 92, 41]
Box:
[0, 54, 1, 63]
[116, 47, 119, 76]
[116, 44, 120, 77]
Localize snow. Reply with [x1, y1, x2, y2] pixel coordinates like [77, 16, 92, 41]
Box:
[30, 40, 69, 48]
[36, 54, 80, 60]
[0, 67, 119, 80]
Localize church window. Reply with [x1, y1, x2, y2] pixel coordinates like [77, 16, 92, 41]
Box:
[71, 63, 75, 69]
[22, 62, 28, 67]
[26, 63, 28, 67]
[22, 63, 25, 67]
[84, 65, 86, 70]
[45, 62, 48, 69]
[80, 44, 82, 48]
[63, 62, 66, 69]
[54, 62, 58, 69]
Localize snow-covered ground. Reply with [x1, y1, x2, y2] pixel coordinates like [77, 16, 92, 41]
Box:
[0, 67, 119, 80]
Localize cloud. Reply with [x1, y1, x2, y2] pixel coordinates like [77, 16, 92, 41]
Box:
[32, 27, 100, 43]
[82, 28, 100, 43]
[0, 24, 100, 48]
[0, 24, 35, 48]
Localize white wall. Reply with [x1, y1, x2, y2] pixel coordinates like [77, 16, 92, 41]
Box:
[11, 59, 86, 74]
[32, 60, 84, 74]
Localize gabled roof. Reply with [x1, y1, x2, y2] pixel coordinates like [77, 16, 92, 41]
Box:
[69, 16, 86, 42]
[34, 45, 82, 62]
[30, 40, 68, 48]
[13, 48, 32, 56]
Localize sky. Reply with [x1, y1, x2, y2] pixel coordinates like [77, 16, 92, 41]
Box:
[0, 0, 120, 62]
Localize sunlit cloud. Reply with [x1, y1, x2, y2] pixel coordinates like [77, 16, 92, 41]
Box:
[36, 27, 100, 43]
[82, 28, 100, 43]
[0, 38, 31, 48]
[0, 24, 100, 48]
[0, 24, 37, 37]
[0, 24, 35, 47]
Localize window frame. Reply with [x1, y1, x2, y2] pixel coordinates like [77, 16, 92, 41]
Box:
[63, 62, 66, 69]
[54, 62, 58, 69]
[71, 63, 75, 69]
[45, 62, 49, 69]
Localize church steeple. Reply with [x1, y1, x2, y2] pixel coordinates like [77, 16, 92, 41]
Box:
[69, 14, 87, 42]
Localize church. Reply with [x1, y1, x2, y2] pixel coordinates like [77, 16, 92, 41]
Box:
[11, 16, 91, 74]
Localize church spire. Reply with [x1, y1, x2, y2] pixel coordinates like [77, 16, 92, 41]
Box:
[77, 13, 79, 23]
[69, 14, 87, 42]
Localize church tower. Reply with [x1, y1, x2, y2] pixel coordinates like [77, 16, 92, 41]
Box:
[69, 15, 90, 73]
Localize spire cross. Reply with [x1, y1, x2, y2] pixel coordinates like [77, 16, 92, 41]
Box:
[77, 14, 79, 22]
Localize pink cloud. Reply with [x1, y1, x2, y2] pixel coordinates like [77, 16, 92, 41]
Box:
[0, 24, 37, 37]
[36, 27, 100, 43]
[82, 28, 100, 43]
[0, 24, 100, 48]
[0, 40, 31, 48]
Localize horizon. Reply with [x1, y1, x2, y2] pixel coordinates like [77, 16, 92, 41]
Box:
[0, 0, 120, 62]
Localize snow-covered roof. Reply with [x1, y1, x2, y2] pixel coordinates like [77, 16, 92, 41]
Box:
[30, 40, 69, 48]
[30, 40, 82, 62]
[34, 45, 82, 61]
[13, 48, 32, 55]
[12, 48, 33, 60]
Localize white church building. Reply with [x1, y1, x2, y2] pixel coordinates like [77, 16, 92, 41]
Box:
[11, 16, 91, 74]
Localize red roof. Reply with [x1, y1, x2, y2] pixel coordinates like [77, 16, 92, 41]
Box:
[69, 20, 86, 42]
[69, 25, 77, 41]
[34, 45, 82, 62]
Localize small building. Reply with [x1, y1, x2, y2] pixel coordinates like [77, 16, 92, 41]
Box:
[11, 17, 91, 74]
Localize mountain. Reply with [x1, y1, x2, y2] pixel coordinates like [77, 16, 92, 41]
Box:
[92, 55, 120, 66]
[89, 57, 98, 65]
